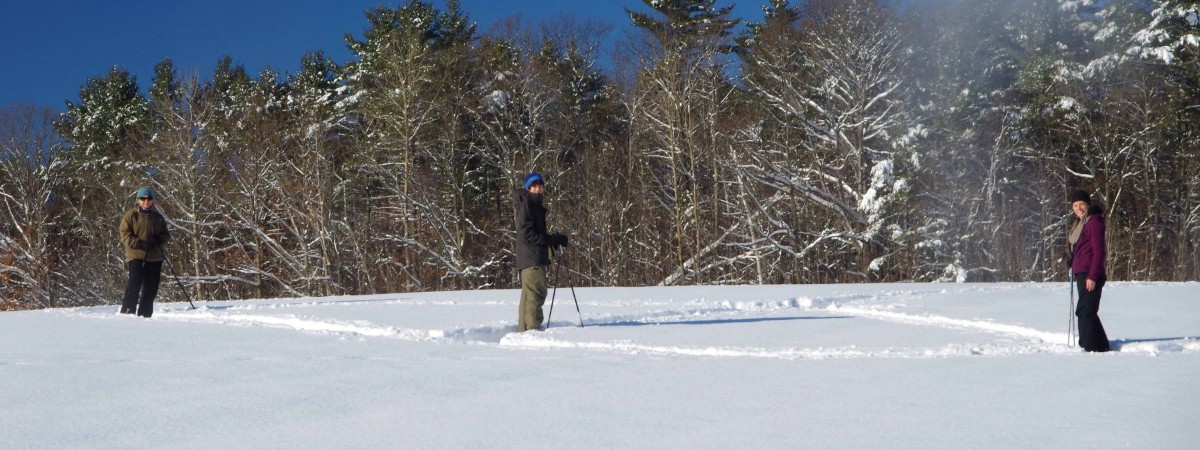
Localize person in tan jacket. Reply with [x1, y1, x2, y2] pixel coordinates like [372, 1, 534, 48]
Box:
[119, 187, 170, 317]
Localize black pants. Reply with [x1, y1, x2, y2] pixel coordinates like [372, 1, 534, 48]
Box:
[1075, 273, 1110, 352]
[122, 260, 162, 318]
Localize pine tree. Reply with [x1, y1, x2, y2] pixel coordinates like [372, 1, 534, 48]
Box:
[624, 0, 741, 285]
[343, 0, 479, 291]
[1129, 0, 1200, 278]
[0, 105, 65, 309]
[52, 66, 152, 303]
[738, 0, 912, 282]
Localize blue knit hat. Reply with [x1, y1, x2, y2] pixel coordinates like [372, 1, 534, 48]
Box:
[524, 172, 544, 190]
[135, 187, 155, 199]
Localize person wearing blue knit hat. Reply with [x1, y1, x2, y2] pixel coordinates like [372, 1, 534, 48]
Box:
[118, 187, 170, 317]
[524, 172, 544, 190]
[512, 172, 567, 332]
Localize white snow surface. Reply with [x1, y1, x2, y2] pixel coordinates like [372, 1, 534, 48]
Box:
[2, 282, 1198, 449]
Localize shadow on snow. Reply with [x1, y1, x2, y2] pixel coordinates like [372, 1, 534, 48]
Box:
[588, 315, 854, 328]
[1110, 336, 1199, 351]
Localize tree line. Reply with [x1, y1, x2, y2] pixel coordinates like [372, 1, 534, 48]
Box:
[2, 0, 1197, 310]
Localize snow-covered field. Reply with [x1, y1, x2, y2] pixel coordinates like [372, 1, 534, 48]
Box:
[2, 282, 1197, 449]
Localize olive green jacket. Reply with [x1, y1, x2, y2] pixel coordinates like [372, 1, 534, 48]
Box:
[119, 206, 170, 262]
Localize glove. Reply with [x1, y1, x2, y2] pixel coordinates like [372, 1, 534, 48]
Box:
[133, 240, 150, 251]
[549, 233, 568, 249]
[146, 235, 162, 249]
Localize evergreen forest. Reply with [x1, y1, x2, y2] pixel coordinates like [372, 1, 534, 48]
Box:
[2, 0, 1198, 309]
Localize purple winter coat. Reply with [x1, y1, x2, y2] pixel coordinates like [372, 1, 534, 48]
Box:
[1071, 209, 1106, 281]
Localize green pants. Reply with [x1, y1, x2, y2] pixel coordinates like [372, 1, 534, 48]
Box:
[518, 266, 548, 332]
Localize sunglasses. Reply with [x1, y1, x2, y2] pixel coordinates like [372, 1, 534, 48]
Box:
[139, 197, 154, 201]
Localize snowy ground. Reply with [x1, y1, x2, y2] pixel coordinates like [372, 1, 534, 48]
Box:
[2, 282, 1197, 449]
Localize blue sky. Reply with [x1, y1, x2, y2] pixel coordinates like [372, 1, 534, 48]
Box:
[0, 0, 769, 110]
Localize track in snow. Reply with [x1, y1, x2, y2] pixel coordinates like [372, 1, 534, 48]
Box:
[73, 288, 1200, 359]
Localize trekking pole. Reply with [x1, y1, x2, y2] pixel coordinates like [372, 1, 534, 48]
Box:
[1068, 272, 1075, 347]
[545, 248, 561, 330]
[150, 204, 196, 310]
[163, 254, 197, 310]
[563, 247, 583, 328]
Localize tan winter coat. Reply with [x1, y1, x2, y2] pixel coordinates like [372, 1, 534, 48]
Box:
[119, 206, 170, 262]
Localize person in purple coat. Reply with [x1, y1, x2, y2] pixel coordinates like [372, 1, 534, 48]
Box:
[1067, 189, 1111, 352]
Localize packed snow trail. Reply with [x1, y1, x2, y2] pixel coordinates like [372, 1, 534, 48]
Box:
[69, 283, 1199, 359]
